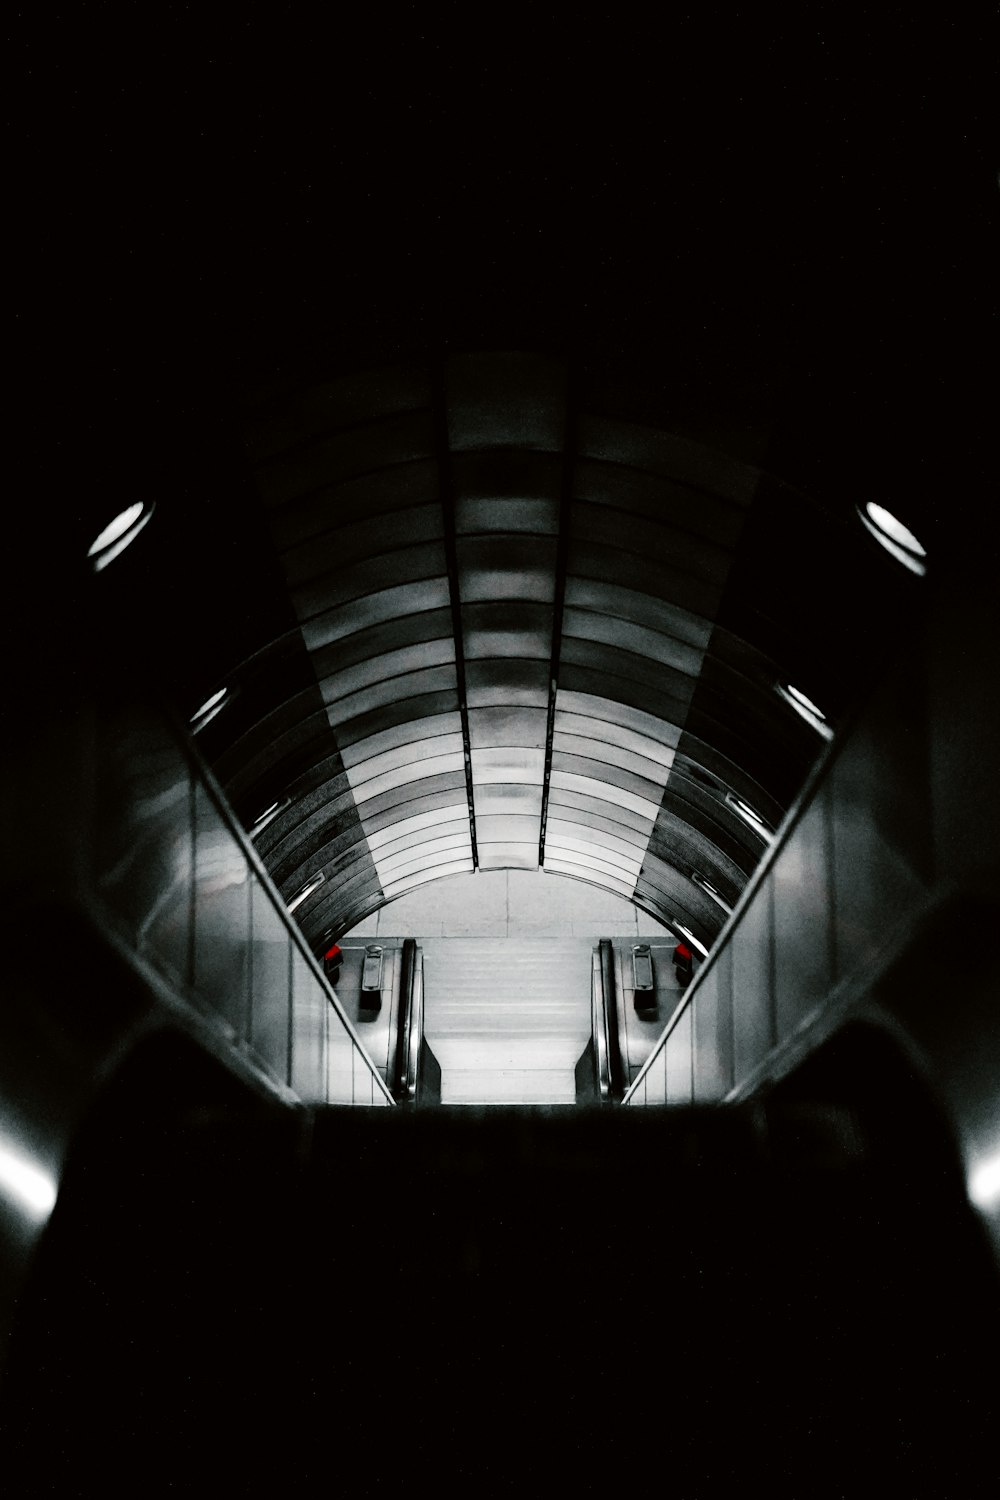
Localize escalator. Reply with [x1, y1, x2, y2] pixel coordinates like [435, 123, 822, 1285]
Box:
[3, 543, 1000, 1493]
[6, 854, 995, 1492]
[419, 936, 593, 1105]
[321, 936, 439, 1104]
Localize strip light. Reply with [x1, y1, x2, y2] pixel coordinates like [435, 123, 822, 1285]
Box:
[190, 687, 231, 733]
[691, 872, 733, 914]
[857, 501, 927, 577]
[672, 922, 709, 959]
[777, 682, 835, 741]
[288, 871, 326, 913]
[725, 792, 774, 841]
[249, 797, 290, 838]
[88, 501, 155, 572]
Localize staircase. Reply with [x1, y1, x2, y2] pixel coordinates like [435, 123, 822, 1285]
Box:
[420, 936, 593, 1103]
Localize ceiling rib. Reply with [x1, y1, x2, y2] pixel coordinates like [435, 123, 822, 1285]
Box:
[433, 362, 479, 870]
[538, 366, 579, 869]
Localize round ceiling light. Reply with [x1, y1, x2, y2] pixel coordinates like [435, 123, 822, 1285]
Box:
[88, 501, 155, 572]
[857, 501, 927, 577]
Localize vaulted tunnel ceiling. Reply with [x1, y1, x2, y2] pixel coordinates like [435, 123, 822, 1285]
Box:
[184, 346, 924, 956]
[15, 14, 992, 968]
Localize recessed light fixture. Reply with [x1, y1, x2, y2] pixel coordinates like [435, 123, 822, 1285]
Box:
[249, 797, 291, 838]
[190, 686, 230, 733]
[968, 1150, 1000, 1213]
[777, 682, 835, 741]
[857, 501, 927, 577]
[288, 871, 326, 913]
[672, 922, 709, 959]
[691, 872, 733, 914]
[0, 1133, 58, 1223]
[87, 500, 155, 572]
[725, 792, 774, 840]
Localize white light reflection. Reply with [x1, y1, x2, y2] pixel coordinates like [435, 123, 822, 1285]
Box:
[777, 682, 835, 741]
[88, 501, 155, 572]
[288, 871, 326, 913]
[692, 872, 733, 914]
[787, 684, 824, 718]
[857, 501, 927, 577]
[249, 797, 290, 839]
[968, 1151, 1000, 1213]
[0, 1136, 58, 1224]
[726, 792, 774, 841]
[673, 923, 709, 958]
[190, 687, 229, 732]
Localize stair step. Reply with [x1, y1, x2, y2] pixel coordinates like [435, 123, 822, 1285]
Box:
[421, 936, 594, 1104]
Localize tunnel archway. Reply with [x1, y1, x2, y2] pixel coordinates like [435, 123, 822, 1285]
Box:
[177, 347, 923, 955]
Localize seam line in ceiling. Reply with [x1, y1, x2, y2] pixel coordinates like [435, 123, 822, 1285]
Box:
[539, 364, 579, 868]
[433, 362, 479, 870]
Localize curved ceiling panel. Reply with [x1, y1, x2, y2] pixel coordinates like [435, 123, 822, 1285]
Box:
[18, 6, 980, 1005]
[191, 348, 918, 958]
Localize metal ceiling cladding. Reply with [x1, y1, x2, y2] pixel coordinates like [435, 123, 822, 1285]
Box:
[191, 346, 899, 957]
[10, 0, 981, 980]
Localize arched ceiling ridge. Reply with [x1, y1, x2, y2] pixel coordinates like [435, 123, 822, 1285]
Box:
[194, 347, 918, 953]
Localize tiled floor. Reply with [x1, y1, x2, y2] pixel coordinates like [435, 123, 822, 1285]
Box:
[342, 867, 672, 940]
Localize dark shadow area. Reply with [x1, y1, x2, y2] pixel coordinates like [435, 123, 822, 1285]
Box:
[4, 1039, 997, 1492]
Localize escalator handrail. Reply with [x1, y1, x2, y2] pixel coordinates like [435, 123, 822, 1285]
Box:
[394, 938, 422, 1101]
[405, 951, 422, 1100]
[592, 949, 611, 1100]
